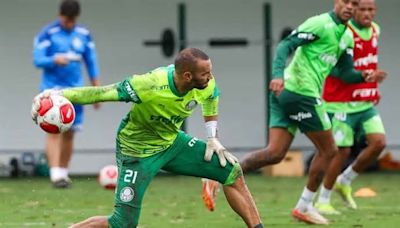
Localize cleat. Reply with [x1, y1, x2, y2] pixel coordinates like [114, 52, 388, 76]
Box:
[52, 178, 72, 189]
[315, 202, 341, 215]
[292, 205, 329, 225]
[334, 183, 357, 209]
[201, 179, 220, 211]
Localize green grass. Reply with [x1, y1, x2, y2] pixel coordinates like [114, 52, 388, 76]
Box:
[1, 173, 400, 227]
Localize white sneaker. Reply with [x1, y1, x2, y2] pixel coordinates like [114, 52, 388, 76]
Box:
[292, 204, 329, 225]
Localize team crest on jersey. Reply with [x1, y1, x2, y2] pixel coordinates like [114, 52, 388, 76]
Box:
[72, 37, 83, 49]
[120, 187, 134, 202]
[185, 100, 198, 111]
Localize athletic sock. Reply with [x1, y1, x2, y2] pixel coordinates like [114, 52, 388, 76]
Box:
[337, 166, 358, 185]
[295, 187, 315, 212]
[59, 168, 69, 179]
[50, 167, 63, 182]
[317, 185, 332, 204]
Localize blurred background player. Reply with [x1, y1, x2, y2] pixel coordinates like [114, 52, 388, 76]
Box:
[316, 0, 387, 215]
[32, 0, 100, 188]
[202, 0, 386, 225]
[202, 25, 294, 213]
[32, 48, 264, 228]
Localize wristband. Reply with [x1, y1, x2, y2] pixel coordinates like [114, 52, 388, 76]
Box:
[205, 120, 218, 138]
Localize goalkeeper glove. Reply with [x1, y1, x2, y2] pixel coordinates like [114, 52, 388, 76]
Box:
[204, 137, 238, 167]
[31, 89, 62, 124]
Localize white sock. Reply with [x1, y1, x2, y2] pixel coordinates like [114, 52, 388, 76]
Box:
[338, 166, 359, 185]
[317, 185, 332, 204]
[59, 168, 69, 179]
[295, 187, 315, 212]
[50, 167, 63, 182]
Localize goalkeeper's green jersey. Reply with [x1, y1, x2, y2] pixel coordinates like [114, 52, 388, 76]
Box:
[273, 12, 355, 98]
[64, 65, 219, 157]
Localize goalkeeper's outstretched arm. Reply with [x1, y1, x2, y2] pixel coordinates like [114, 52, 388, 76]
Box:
[63, 84, 120, 104]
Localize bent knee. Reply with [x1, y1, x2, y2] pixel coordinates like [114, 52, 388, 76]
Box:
[317, 146, 338, 159]
[370, 138, 386, 152]
[224, 163, 243, 185]
[264, 147, 287, 164]
[270, 152, 287, 164]
[329, 147, 339, 157]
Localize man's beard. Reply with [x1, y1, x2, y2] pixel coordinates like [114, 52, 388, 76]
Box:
[194, 84, 207, 90]
[191, 78, 208, 90]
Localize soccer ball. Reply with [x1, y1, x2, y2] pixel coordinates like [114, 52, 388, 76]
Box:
[98, 165, 118, 190]
[36, 95, 75, 134]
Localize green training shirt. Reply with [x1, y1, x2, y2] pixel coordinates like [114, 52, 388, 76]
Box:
[325, 20, 380, 113]
[64, 65, 219, 157]
[273, 11, 357, 98]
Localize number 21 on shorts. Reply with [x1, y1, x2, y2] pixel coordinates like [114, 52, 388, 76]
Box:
[124, 170, 138, 183]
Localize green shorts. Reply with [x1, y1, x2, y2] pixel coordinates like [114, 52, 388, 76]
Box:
[329, 107, 385, 147]
[108, 131, 241, 227]
[269, 89, 331, 134]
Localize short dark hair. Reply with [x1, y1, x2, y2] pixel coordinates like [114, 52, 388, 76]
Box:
[59, 0, 81, 19]
[175, 48, 209, 74]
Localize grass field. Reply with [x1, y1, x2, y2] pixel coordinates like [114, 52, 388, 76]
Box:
[1, 172, 400, 227]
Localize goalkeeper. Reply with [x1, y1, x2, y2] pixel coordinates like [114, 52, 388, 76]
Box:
[31, 48, 263, 228]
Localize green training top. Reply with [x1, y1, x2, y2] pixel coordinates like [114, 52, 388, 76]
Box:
[273, 11, 360, 98]
[325, 20, 380, 113]
[63, 64, 219, 157]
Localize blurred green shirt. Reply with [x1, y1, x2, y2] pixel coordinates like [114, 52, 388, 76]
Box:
[273, 12, 357, 98]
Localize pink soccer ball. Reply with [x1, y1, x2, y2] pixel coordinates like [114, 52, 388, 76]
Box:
[98, 165, 118, 190]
